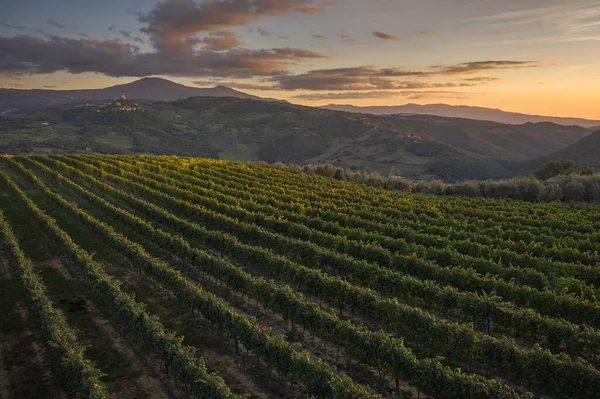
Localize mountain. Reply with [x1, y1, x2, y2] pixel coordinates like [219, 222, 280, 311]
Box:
[321, 103, 600, 128]
[516, 129, 600, 175]
[1, 96, 594, 181]
[0, 77, 285, 115]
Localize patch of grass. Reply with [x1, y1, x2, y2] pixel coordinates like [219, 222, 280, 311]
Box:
[95, 134, 133, 150]
[219, 145, 258, 161]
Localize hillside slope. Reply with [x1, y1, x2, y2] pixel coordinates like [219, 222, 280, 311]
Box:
[516, 129, 600, 175]
[0, 96, 593, 181]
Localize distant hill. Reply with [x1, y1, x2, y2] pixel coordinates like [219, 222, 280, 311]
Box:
[0, 77, 286, 115]
[516, 129, 600, 175]
[1, 96, 594, 181]
[321, 103, 600, 128]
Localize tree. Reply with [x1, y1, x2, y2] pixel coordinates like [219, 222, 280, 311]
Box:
[534, 160, 595, 180]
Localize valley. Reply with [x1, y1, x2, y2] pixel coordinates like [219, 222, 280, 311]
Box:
[1, 93, 595, 181]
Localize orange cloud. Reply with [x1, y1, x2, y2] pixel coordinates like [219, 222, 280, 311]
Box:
[373, 31, 399, 40]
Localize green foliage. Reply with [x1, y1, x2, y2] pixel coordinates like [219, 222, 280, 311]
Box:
[298, 162, 600, 203]
[0, 210, 109, 399]
[534, 160, 596, 180]
[3, 153, 600, 398]
[0, 169, 242, 399]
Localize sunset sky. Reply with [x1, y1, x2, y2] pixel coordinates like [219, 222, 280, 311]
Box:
[2, 0, 600, 118]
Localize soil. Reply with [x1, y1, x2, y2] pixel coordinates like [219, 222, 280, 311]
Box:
[0, 254, 66, 399]
[43, 258, 183, 399]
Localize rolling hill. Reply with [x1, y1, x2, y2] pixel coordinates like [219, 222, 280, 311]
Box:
[322, 103, 600, 128]
[0, 77, 285, 115]
[0, 96, 594, 181]
[516, 129, 600, 175]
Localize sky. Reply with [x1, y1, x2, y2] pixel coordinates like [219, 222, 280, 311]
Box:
[1, 0, 600, 119]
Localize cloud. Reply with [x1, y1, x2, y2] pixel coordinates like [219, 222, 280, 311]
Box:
[293, 90, 469, 101]
[373, 31, 399, 40]
[0, 34, 326, 78]
[275, 65, 472, 90]
[78, 33, 90, 38]
[1, 21, 49, 36]
[1, 0, 328, 80]
[258, 28, 270, 36]
[419, 30, 436, 35]
[294, 91, 402, 100]
[407, 95, 468, 100]
[277, 66, 379, 90]
[138, 0, 323, 51]
[194, 79, 276, 90]
[340, 31, 356, 42]
[436, 60, 539, 74]
[295, 4, 324, 14]
[275, 61, 538, 91]
[201, 29, 240, 51]
[312, 33, 326, 39]
[47, 20, 65, 29]
[116, 30, 145, 43]
[1, 22, 26, 30]
[279, 35, 290, 39]
[462, 77, 499, 82]
[0, 71, 23, 80]
[402, 90, 469, 100]
[401, 90, 466, 96]
[43, 84, 56, 88]
[554, 35, 600, 42]
[34, 28, 49, 36]
[463, 3, 600, 45]
[0, 35, 136, 76]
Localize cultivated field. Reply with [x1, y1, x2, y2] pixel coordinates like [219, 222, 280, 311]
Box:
[1, 154, 600, 398]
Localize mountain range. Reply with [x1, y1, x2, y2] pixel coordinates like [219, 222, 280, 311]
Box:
[0, 78, 285, 115]
[321, 103, 600, 128]
[517, 129, 600, 176]
[2, 78, 600, 129]
[1, 94, 597, 181]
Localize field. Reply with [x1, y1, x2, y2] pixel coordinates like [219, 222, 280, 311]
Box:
[1, 155, 600, 399]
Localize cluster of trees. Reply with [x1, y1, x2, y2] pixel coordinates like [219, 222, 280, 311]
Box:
[291, 161, 600, 203]
[534, 160, 596, 180]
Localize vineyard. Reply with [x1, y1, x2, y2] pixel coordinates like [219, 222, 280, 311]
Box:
[1, 154, 600, 399]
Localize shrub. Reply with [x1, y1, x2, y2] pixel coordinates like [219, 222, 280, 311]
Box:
[294, 162, 600, 203]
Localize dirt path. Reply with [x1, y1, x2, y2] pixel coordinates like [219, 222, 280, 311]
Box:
[0, 244, 67, 399]
[0, 298, 64, 399]
[108, 254, 297, 398]
[0, 174, 182, 398]
[0, 255, 15, 399]
[42, 258, 182, 399]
